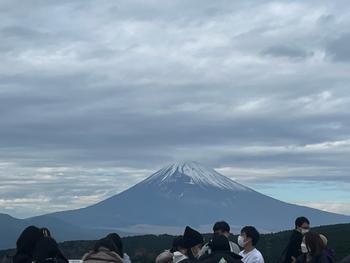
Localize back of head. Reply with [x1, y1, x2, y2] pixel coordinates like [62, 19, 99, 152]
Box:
[106, 233, 123, 258]
[295, 216, 310, 228]
[155, 250, 173, 263]
[171, 236, 185, 253]
[32, 236, 63, 263]
[16, 226, 43, 255]
[241, 226, 260, 246]
[213, 221, 230, 234]
[94, 237, 119, 255]
[209, 234, 230, 252]
[183, 226, 204, 249]
[304, 232, 325, 256]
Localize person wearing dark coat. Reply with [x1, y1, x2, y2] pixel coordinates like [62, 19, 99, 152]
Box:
[199, 234, 243, 263]
[13, 226, 43, 263]
[106, 233, 131, 262]
[181, 226, 204, 262]
[282, 217, 310, 263]
[171, 236, 188, 263]
[82, 237, 123, 263]
[32, 236, 68, 263]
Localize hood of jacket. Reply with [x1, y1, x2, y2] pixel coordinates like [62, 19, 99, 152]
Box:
[82, 247, 123, 263]
[173, 251, 188, 263]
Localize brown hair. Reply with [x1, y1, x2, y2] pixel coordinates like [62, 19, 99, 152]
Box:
[304, 232, 325, 256]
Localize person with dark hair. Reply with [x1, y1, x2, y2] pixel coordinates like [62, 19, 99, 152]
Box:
[13, 226, 44, 263]
[182, 226, 204, 262]
[171, 236, 188, 263]
[106, 233, 131, 263]
[32, 236, 68, 263]
[282, 217, 311, 263]
[238, 226, 264, 263]
[155, 250, 173, 263]
[294, 232, 331, 263]
[200, 234, 243, 263]
[82, 237, 122, 263]
[199, 221, 241, 258]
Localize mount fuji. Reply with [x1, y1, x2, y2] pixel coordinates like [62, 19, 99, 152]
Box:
[1, 161, 349, 249]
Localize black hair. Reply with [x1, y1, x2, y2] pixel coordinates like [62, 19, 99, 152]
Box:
[32, 236, 68, 263]
[93, 237, 119, 255]
[209, 234, 230, 252]
[16, 226, 43, 255]
[106, 233, 123, 258]
[170, 236, 185, 253]
[295, 216, 310, 228]
[213, 221, 230, 233]
[241, 226, 260, 246]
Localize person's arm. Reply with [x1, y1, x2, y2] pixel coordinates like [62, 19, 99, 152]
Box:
[285, 232, 302, 262]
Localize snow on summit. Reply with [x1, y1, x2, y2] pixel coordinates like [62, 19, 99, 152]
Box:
[143, 161, 251, 191]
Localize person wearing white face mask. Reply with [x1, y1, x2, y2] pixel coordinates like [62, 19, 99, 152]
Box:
[281, 216, 310, 263]
[237, 226, 264, 263]
[293, 232, 331, 263]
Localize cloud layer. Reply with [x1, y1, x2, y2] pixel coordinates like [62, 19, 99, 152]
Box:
[0, 0, 350, 217]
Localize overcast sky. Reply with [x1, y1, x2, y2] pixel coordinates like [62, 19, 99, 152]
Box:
[0, 0, 350, 218]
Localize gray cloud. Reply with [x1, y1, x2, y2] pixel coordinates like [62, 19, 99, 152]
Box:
[261, 45, 312, 59]
[0, 0, 350, 216]
[326, 33, 350, 62]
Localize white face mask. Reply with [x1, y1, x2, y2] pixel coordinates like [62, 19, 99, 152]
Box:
[300, 228, 309, 235]
[237, 235, 246, 247]
[301, 242, 308, 254]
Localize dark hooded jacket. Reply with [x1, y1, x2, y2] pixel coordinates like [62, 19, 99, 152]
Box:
[199, 235, 243, 263]
[283, 230, 303, 263]
[32, 236, 68, 263]
[13, 226, 43, 263]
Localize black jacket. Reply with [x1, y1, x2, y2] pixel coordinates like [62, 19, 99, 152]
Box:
[283, 230, 303, 263]
[296, 253, 332, 263]
[199, 251, 243, 263]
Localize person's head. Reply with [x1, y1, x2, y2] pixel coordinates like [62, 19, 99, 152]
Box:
[213, 221, 230, 238]
[32, 236, 61, 263]
[295, 216, 310, 234]
[302, 232, 324, 256]
[16, 226, 43, 256]
[106, 233, 123, 258]
[238, 226, 260, 249]
[183, 226, 204, 259]
[170, 236, 187, 254]
[209, 234, 230, 252]
[93, 237, 119, 255]
[155, 251, 173, 263]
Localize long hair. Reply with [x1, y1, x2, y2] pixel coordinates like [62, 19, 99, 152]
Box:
[106, 233, 123, 258]
[304, 232, 325, 257]
[93, 237, 120, 255]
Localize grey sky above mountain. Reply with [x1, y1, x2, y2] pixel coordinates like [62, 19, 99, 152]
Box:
[0, 0, 349, 218]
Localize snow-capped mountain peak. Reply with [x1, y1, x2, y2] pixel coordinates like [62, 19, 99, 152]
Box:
[143, 161, 251, 191]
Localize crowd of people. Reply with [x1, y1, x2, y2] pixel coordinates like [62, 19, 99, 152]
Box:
[3, 216, 350, 263]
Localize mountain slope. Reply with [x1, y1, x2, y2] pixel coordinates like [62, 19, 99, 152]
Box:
[1, 161, 349, 249]
[46, 162, 350, 233]
[0, 213, 105, 249]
